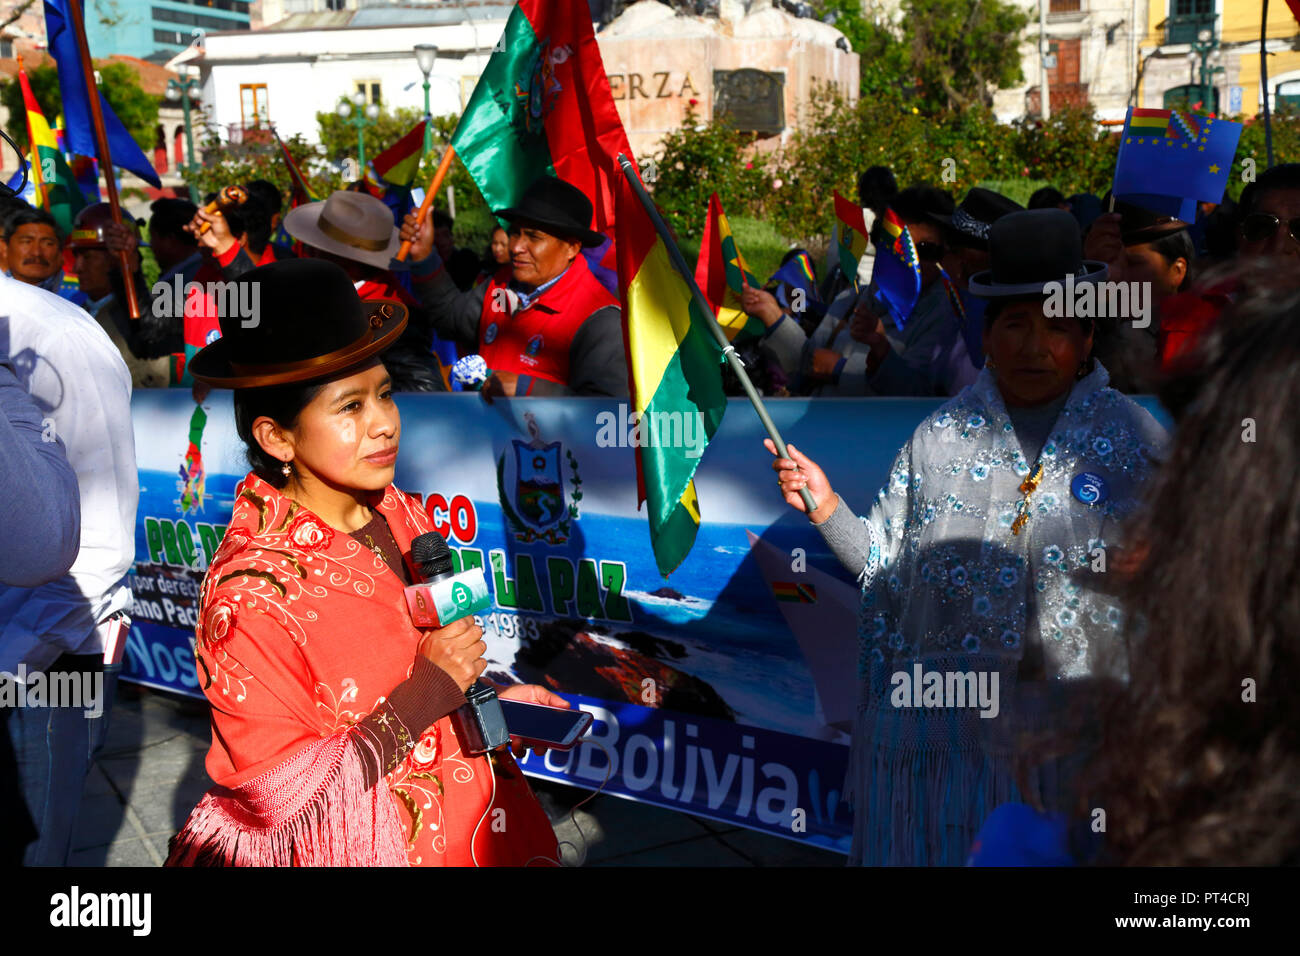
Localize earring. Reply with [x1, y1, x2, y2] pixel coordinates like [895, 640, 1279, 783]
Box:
[281, 461, 292, 478]
[985, 358, 996, 370]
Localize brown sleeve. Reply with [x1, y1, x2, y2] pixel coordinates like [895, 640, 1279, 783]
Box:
[350, 657, 466, 788]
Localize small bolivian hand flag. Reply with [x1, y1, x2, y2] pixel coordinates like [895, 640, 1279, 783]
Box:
[833, 191, 869, 287]
[695, 192, 765, 343]
[1113, 107, 1242, 221]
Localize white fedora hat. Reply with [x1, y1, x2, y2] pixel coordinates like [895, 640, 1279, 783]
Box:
[283, 190, 401, 270]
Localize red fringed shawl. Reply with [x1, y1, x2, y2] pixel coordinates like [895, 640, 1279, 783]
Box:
[167, 474, 558, 866]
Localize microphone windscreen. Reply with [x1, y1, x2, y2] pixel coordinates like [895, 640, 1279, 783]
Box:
[412, 531, 454, 580]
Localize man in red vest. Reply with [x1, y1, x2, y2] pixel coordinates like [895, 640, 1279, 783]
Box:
[400, 176, 627, 397]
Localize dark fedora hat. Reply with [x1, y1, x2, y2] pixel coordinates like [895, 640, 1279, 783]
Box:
[968, 209, 1108, 297]
[494, 176, 605, 248]
[1100, 191, 1191, 246]
[930, 187, 1023, 248]
[187, 258, 408, 388]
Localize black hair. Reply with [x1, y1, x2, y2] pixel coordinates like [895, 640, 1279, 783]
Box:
[203, 191, 247, 239]
[1202, 198, 1238, 261]
[247, 179, 283, 217]
[1237, 162, 1300, 218]
[1148, 228, 1195, 269]
[3, 205, 58, 242]
[232, 381, 328, 488]
[240, 196, 274, 257]
[889, 185, 955, 225]
[857, 165, 898, 211]
[1028, 186, 1066, 210]
[1065, 280, 1300, 864]
[149, 198, 199, 246]
[0, 194, 33, 235]
[432, 209, 454, 230]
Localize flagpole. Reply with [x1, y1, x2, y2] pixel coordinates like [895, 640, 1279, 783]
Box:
[64, 0, 140, 320]
[1261, 0, 1275, 168]
[616, 153, 818, 515]
[395, 145, 456, 262]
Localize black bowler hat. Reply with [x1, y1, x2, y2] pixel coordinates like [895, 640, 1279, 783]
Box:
[930, 187, 1023, 249]
[494, 176, 605, 248]
[968, 209, 1108, 297]
[187, 258, 408, 388]
[1100, 191, 1191, 246]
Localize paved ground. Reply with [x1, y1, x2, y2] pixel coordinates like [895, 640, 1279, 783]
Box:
[71, 683, 843, 867]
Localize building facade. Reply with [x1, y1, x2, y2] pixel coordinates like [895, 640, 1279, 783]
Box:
[182, 0, 856, 162]
[82, 0, 252, 64]
[1137, 1, 1300, 116]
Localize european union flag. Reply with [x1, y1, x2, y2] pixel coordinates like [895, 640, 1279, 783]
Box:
[44, 0, 162, 188]
[1112, 107, 1241, 222]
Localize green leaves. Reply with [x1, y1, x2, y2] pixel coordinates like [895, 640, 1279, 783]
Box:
[1, 61, 156, 153]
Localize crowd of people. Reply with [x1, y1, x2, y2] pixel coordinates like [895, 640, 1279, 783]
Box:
[2, 145, 1299, 866]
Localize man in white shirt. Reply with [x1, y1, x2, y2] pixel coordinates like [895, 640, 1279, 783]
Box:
[0, 271, 138, 865]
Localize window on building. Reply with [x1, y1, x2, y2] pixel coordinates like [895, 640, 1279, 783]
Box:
[1278, 80, 1300, 109]
[0, 39, 12, 59]
[240, 83, 269, 126]
[354, 81, 382, 106]
[1049, 0, 1082, 12]
[1173, 0, 1213, 15]
[1163, 83, 1219, 113]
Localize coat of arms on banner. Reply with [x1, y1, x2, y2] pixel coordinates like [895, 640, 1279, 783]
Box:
[496, 412, 582, 544]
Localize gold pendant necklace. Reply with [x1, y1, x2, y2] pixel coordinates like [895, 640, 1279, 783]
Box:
[1010, 462, 1045, 537]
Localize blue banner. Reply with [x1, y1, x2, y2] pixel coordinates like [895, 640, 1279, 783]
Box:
[124, 392, 1170, 853]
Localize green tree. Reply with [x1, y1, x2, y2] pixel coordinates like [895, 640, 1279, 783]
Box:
[98, 62, 158, 150]
[900, 0, 1030, 113]
[649, 105, 773, 241]
[813, 0, 910, 101]
[0, 60, 157, 152]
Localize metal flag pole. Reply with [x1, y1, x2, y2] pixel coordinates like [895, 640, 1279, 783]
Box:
[65, 0, 140, 320]
[1261, 0, 1275, 169]
[615, 153, 818, 515]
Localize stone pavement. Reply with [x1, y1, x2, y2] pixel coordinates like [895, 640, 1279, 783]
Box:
[71, 684, 843, 867]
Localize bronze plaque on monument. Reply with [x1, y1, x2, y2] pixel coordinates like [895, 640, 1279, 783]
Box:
[713, 69, 785, 135]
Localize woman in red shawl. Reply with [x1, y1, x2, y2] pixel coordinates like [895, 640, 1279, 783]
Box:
[167, 258, 563, 866]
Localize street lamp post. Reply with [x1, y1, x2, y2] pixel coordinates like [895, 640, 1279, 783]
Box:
[414, 44, 437, 159]
[166, 75, 202, 204]
[337, 91, 381, 174]
[1188, 27, 1225, 113]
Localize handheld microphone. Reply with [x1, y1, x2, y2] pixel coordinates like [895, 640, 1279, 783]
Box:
[408, 531, 509, 755]
[405, 532, 492, 627]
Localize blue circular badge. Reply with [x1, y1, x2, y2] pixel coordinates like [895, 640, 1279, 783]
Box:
[1071, 471, 1109, 505]
[484, 322, 499, 345]
[205, 328, 222, 345]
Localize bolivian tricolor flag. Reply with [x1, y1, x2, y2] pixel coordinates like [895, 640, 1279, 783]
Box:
[695, 193, 765, 342]
[833, 191, 869, 289]
[371, 120, 427, 188]
[617, 168, 727, 578]
[18, 64, 86, 236]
